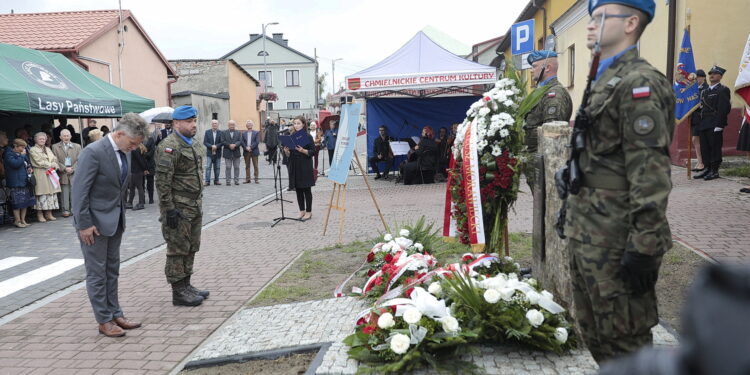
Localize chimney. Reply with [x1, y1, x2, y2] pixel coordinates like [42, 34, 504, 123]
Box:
[250, 33, 259, 39]
[282, 39, 289, 47]
[272, 33, 283, 41]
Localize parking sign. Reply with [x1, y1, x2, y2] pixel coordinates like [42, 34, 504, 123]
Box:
[511, 19, 535, 56]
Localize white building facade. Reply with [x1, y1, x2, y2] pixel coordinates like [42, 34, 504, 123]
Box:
[221, 33, 318, 121]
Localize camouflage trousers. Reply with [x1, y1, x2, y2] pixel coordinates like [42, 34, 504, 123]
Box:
[568, 238, 659, 364]
[162, 203, 202, 284]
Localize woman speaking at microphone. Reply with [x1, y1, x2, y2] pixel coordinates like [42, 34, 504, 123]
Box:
[283, 116, 315, 221]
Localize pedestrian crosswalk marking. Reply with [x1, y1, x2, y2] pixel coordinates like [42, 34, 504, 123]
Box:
[0, 257, 37, 272]
[0, 258, 84, 299]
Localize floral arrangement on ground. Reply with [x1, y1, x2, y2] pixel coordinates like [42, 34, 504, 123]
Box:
[342, 225, 576, 374]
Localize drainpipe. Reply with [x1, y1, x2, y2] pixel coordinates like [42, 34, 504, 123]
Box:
[77, 55, 112, 83]
[666, 0, 677, 80]
[167, 78, 177, 107]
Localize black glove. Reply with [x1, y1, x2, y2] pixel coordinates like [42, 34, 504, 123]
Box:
[166, 209, 182, 229]
[621, 252, 660, 295]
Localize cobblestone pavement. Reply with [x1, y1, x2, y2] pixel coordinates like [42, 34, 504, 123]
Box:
[0, 160, 279, 318]
[186, 296, 676, 375]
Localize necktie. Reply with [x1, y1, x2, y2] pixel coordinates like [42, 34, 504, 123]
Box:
[117, 150, 128, 185]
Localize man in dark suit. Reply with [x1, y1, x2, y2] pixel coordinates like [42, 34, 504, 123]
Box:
[241, 120, 260, 184]
[72, 113, 147, 337]
[202, 119, 223, 186]
[694, 66, 732, 180]
[222, 120, 242, 185]
[369, 125, 394, 180]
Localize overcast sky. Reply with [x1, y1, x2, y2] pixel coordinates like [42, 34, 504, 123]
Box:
[3, 0, 528, 94]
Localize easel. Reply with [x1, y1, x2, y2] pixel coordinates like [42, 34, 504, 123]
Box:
[323, 150, 389, 243]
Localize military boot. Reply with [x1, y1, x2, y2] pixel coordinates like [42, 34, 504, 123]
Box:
[172, 279, 204, 306]
[186, 275, 210, 299]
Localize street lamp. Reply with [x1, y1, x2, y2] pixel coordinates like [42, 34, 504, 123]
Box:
[332, 58, 342, 95]
[261, 22, 279, 118]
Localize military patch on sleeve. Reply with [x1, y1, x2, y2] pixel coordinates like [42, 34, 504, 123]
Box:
[547, 106, 558, 115]
[633, 115, 656, 135]
[632, 86, 651, 99]
[158, 158, 173, 168]
[164, 148, 174, 154]
[547, 92, 556, 98]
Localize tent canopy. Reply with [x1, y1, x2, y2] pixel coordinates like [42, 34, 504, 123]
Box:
[0, 43, 154, 117]
[345, 32, 496, 95]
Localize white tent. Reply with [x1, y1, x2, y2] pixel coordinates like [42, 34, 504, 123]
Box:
[345, 31, 497, 96]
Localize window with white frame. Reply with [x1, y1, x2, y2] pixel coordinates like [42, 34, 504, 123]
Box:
[258, 71, 273, 87]
[287, 102, 301, 110]
[286, 70, 300, 87]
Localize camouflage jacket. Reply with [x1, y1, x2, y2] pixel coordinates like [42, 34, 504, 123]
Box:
[524, 77, 573, 153]
[155, 132, 206, 212]
[564, 48, 675, 256]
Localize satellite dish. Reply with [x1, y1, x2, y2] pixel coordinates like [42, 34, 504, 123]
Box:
[544, 35, 556, 51]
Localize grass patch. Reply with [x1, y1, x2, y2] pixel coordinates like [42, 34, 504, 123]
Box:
[722, 165, 750, 177]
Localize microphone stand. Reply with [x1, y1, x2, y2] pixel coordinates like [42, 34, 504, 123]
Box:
[263, 146, 293, 206]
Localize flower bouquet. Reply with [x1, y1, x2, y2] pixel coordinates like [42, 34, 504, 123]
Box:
[361, 249, 438, 301]
[344, 287, 480, 374]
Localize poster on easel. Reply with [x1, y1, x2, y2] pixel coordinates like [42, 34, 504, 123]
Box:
[327, 102, 362, 184]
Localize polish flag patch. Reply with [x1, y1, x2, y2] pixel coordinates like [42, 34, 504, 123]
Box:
[164, 148, 173, 153]
[547, 92, 556, 98]
[632, 86, 651, 99]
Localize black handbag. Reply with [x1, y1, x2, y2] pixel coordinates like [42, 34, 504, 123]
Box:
[27, 173, 36, 187]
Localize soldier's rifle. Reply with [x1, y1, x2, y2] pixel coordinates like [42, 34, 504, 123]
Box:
[554, 13, 606, 238]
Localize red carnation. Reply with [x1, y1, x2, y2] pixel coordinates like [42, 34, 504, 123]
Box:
[356, 317, 366, 326]
[374, 276, 383, 286]
[384, 253, 394, 263]
[462, 254, 474, 262]
[483, 96, 491, 102]
[363, 325, 377, 335]
[405, 287, 415, 297]
[367, 269, 376, 277]
[367, 252, 375, 262]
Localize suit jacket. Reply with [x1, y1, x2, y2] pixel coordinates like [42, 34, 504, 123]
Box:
[72, 135, 130, 237]
[373, 136, 393, 160]
[51, 141, 82, 185]
[698, 83, 732, 131]
[241, 130, 260, 157]
[203, 129, 223, 158]
[221, 129, 242, 159]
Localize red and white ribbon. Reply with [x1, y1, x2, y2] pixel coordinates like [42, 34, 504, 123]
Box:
[461, 118, 485, 252]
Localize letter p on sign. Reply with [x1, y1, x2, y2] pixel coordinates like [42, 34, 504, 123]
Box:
[511, 19, 535, 56]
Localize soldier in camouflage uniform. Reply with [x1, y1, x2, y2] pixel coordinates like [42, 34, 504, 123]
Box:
[523, 50, 573, 192]
[156, 106, 210, 306]
[564, 0, 675, 363]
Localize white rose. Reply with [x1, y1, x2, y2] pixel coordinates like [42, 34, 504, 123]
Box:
[441, 316, 460, 333]
[499, 287, 515, 301]
[478, 107, 490, 117]
[413, 243, 424, 251]
[384, 233, 393, 241]
[541, 290, 554, 300]
[525, 290, 541, 305]
[390, 333, 411, 354]
[485, 276, 506, 290]
[394, 237, 413, 249]
[527, 278, 538, 287]
[399, 229, 410, 237]
[403, 308, 422, 324]
[526, 309, 544, 327]
[428, 282, 442, 296]
[484, 289, 501, 304]
[554, 327, 568, 343]
[378, 312, 395, 329]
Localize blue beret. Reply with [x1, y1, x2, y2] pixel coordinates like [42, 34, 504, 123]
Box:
[527, 50, 558, 65]
[172, 105, 197, 120]
[588, 0, 655, 22]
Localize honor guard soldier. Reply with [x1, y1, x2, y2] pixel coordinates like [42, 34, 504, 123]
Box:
[562, 0, 675, 363]
[156, 106, 210, 306]
[523, 50, 573, 191]
[694, 65, 731, 180]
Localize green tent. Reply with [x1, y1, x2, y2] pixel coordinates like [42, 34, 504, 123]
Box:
[0, 43, 154, 117]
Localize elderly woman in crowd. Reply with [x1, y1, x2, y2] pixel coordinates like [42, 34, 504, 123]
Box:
[88, 129, 103, 143]
[29, 132, 61, 222]
[4, 139, 36, 227]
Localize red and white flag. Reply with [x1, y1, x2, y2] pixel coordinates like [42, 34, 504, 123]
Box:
[735, 33, 750, 123]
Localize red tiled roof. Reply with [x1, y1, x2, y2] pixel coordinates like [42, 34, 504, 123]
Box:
[0, 9, 176, 77]
[0, 10, 122, 50]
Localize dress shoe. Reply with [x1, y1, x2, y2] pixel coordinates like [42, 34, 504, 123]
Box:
[234, 181, 240, 185]
[693, 170, 710, 179]
[204, 181, 211, 186]
[125, 202, 133, 209]
[113, 317, 141, 330]
[214, 181, 222, 185]
[149, 198, 155, 204]
[691, 167, 705, 172]
[62, 211, 71, 217]
[133, 204, 144, 211]
[99, 321, 126, 337]
[704, 172, 720, 180]
[374, 174, 382, 180]
[244, 180, 251, 184]
[255, 179, 259, 184]
[740, 188, 750, 193]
